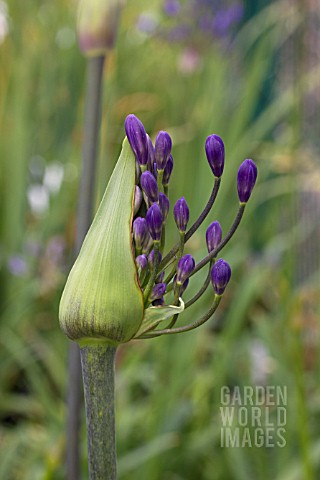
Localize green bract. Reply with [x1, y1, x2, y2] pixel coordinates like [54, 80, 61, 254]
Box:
[60, 140, 143, 345]
[59, 139, 184, 345]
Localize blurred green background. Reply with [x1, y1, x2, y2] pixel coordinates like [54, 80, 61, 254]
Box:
[1, 0, 320, 479]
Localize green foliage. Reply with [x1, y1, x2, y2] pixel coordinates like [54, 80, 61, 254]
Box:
[1, 0, 319, 479]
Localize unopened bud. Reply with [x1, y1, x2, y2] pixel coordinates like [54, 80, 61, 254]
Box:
[77, 0, 121, 56]
[237, 159, 258, 203]
[133, 217, 148, 250]
[173, 197, 189, 232]
[149, 283, 167, 302]
[206, 221, 222, 253]
[176, 254, 195, 285]
[155, 131, 172, 170]
[140, 171, 159, 203]
[205, 134, 225, 178]
[125, 114, 148, 167]
[146, 204, 163, 241]
[211, 259, 231, 295]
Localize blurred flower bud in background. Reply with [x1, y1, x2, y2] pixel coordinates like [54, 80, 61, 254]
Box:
[77, 0, 122, 56]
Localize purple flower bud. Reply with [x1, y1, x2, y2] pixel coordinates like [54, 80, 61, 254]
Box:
[148, 249, 162, 267]
[163, 155, 174, 186]
[146, 203, 163, 241]
[147, 134, 155, 172]
[133, 186, 143, 215]
[140, 171, 159, 203]
[211, 259, 231, 295]
[155, 131, 172, 170]
[176, 254, 195, 285]
[173, 197, 189, 232]
[159, 192, 170, 222]
[133, 217, 148, 250]
[205, 134, 225, 177]
[149, 283, 167, 302]
[135, 254, 148, 272]
[206, 221, 222, 253]
[174, 275, 189, 295]
[164, 0, 180, 16]
[125, 114, 148, 166]
[237, 159, 258, 203]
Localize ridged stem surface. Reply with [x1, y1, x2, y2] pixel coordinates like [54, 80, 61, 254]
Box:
[80, 344, 117, 480]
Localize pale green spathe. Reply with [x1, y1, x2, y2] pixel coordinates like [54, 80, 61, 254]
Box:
[59, 139, 144, 345]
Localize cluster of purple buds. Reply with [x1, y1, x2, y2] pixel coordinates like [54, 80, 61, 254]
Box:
[125, 113, 257, 333]
[137, 0, 243, 53]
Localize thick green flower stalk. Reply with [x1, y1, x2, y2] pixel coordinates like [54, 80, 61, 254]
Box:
[60, 115, 257, 479]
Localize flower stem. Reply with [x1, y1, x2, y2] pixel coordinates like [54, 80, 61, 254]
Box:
[80, 343, 117, 480]
[190, 204, 245, 277]
[164, 231, 185, 284]
[159, 177, 221, 270]
[185, 260, 213, 309]
[67, 55, 105, 480]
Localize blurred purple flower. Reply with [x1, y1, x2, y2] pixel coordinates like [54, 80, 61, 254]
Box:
[46, 236, 66, 266]
[8, 255, 28, 277]
[163, 0, 181, 17]
[213, 4, 244, 37]
[136, 13, 158, 35]
[152, 0, 244, 51]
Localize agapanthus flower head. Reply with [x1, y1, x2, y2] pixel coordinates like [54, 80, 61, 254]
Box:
[133, 217, 148, 250]
[163, 154, 174, 186]
[237, 159, 258, 203]
[211, 259, 231, 295]
[176, 254, 195, 285]
[206, 221, 222, 253]
[205, 134, 225, 177]
[174, 197, 189, 232]
[146, 204, 163, 242]
[125, 114, 148, 166]
[140, 171, 159, 203]
[159, 192, 170, 222]
[60, 115, 256, 345]
[155, 131, 172, 170]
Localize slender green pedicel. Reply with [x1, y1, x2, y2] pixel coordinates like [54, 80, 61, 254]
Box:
[59, 139, 144, 345]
